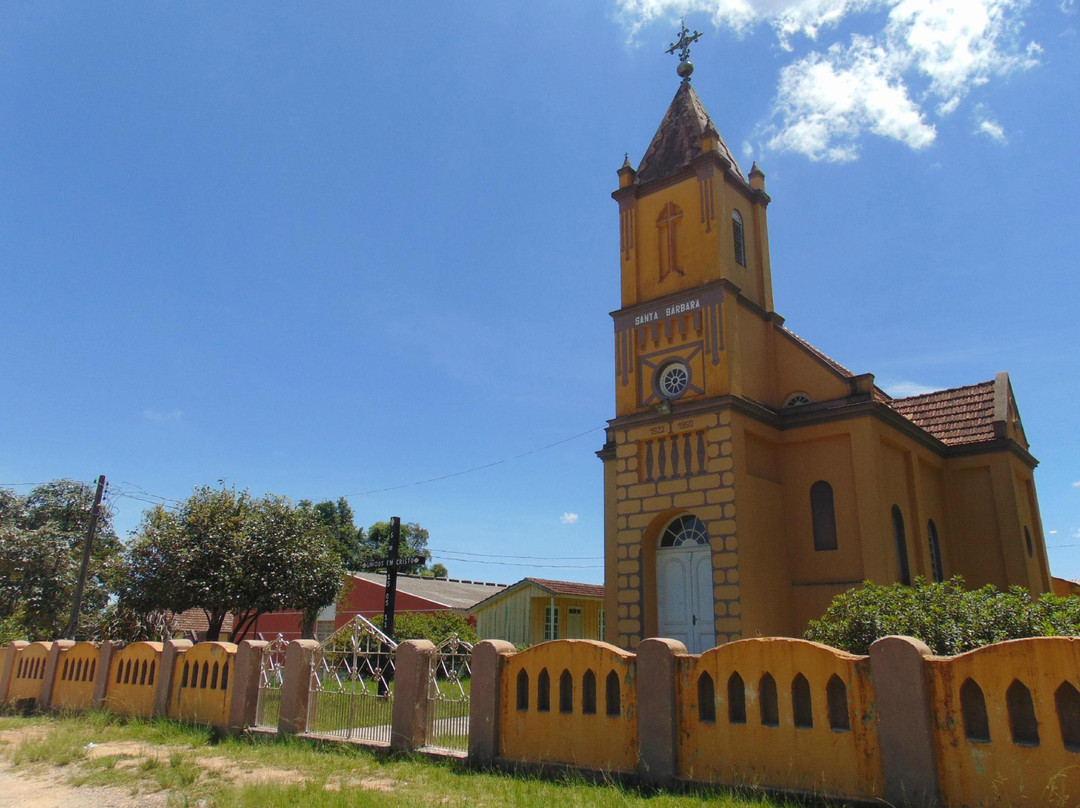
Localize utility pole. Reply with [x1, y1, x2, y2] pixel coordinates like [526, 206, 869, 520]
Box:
[63, 474, 106, 640]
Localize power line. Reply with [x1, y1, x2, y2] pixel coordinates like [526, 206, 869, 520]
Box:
[430, 547, 602, 561]
[343, 425, 604, 497]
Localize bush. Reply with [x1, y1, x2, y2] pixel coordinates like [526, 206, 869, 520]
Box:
[804, 576, 1080, 655]
[376, 610, 480, 645]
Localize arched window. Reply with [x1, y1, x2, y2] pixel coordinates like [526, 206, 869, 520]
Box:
[660, 515, 709, 548]
[516, 670, 529, 711]
[810, 481, 838, 551]
[759, 673, 779, 727]
[1025, 527, 1034, 558]
[537, 668, 550, 712]
[892, 506, 911, 585]
[792, 674, 813, 729]
[827, 674, 850, 731]
[928, 520, 944, 582]
[697, 672, 716, 722]
[732, 210, 747, 267]
[1007, 680, 1039, 745]
[961, 678, 990, 742]
[606, 671, 621, 717]
[582, 669, 597, 715]
[728, 672, 746, 724]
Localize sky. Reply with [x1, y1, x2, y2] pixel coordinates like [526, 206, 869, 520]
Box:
[1, 1, 1077, 588]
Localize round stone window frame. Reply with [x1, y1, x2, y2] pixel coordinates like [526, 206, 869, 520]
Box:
[655, 360, 691, 401]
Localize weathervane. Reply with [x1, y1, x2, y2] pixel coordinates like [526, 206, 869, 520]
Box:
[665, 19, 703, 82]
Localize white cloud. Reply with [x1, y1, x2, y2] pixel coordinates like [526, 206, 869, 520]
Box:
[616, 0, 1040, 161]
[881, 379, 939, 396]
[976, 117, 1007, 143]
[142, 408, 184, 422]
[1072, 481, 1080, 488]
[560, 512, 580, 524]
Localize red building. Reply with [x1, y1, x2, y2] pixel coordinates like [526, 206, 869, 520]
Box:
[251, 573, 508, 641]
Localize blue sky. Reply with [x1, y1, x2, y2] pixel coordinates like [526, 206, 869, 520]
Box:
[1, 1, 1077, 588]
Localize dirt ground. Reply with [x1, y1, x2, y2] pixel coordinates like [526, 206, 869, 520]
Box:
[0, 724, 397, 807]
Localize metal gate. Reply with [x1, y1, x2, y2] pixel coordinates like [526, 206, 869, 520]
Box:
[424, 633, 473, 752]
[305, 616, 398, 744]
[253, 635, 288, 730]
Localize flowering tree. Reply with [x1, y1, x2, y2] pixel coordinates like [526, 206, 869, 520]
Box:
[120, 486, 341, 642]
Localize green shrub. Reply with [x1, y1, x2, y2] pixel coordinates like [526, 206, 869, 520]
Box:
[804, 576, 1080, 655]
[376, 610, 480, 645]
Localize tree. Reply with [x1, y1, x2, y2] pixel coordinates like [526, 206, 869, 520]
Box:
[0, 480, 122, 640]
[363, 520, 431, 574]
[804, 577, 1080, 656]
[308, 497, 366, 570]
[120, 486, 342, 642]
[374, 610, 479, 645]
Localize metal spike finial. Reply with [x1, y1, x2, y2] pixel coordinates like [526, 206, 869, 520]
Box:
[665, 19, 703, 82]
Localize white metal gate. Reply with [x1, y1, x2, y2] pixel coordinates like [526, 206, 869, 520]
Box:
[424, 633, 473, 752]
[305, 616, 398, 744]
[253, 635, 288, 730]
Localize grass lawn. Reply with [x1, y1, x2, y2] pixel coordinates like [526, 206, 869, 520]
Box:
[0, 711, 828, 808]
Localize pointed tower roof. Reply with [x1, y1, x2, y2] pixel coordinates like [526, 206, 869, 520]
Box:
[635, 81, 746, 186]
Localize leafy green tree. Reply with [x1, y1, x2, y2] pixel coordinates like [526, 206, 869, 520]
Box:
[805, 577, 1080, 655]
[307, 497, 366, 570]
[0, 480, 122, 640]
[120, 487, 342, 642]
[363, 521, 431, 574]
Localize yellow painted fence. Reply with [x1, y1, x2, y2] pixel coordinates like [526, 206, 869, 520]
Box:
[6, 633, 1080, 807]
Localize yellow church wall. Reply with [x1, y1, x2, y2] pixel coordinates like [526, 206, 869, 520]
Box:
[728, 299, 774, 404]
[735, 426, 792, 637]
[629, 176, 722, 307]
[1013, 460, 1052, 593]
[944, 463, 1009, 589]
[770, 329, 854, 408]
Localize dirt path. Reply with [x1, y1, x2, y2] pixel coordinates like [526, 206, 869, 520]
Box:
[0, 763, 169, 808]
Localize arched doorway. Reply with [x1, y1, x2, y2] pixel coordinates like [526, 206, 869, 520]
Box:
[656, 514, 715, 653]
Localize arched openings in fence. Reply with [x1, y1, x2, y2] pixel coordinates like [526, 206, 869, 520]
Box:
[605, 670, 621, 717]
[697, 672, 716, 722]
[727, 672, 746, 723]
[826, 674, 850, 731]
[1006, 679, 1039, 746]
[537, 668, 551, 712]
[582, 669, 597, 715]
[961, 678, 991, 742]
[516, 669, 529, 710]
[792, 673, 813, 729]
[559, 669, 573, 714]
[759, 673, 779, 727]
[1056, 682, 1080, 751]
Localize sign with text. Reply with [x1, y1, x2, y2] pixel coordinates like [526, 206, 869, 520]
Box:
[356, 555, 424, 571]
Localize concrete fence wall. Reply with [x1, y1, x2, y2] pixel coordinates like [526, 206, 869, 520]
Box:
[5, 634, 1080, 807]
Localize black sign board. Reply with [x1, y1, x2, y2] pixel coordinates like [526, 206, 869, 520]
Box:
[356, 555, 424, 572]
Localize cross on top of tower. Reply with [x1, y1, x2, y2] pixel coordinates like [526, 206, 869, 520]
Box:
[665, 19, 703, 82]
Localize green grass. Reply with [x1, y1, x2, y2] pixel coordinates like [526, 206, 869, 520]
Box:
[0, 711, 820, 808]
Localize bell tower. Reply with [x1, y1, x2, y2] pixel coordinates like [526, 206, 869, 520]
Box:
[600, 26, 774, 651]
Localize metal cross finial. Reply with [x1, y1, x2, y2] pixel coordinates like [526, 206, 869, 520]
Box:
[666, 19, 703, 81]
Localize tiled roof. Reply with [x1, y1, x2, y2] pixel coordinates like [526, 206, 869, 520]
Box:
[525, 577, 605, 599]
[172, 609, 234, 637]
[636, 82, 746, 185]
[888, 380, 997, 446]
[350, 572, 508, 611]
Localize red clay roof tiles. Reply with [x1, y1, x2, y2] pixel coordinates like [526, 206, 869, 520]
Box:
[888, 380, 998, 446]
[525, 577, 605, 599]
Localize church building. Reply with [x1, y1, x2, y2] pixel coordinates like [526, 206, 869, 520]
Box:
[598, 37, 1051, 652]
